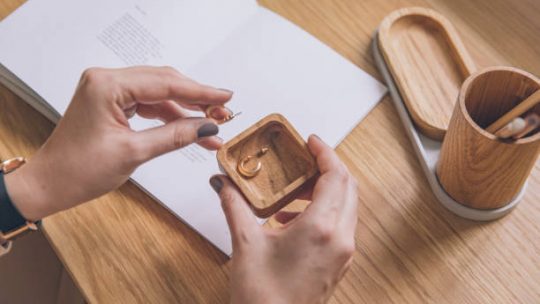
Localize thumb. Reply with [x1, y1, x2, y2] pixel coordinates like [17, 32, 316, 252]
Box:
[133, 117, 218, 162]
[209, 175, 260, 251]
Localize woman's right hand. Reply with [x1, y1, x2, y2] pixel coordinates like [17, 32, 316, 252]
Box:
[210, 135, 359, 304]
[6, 66, 232, 221]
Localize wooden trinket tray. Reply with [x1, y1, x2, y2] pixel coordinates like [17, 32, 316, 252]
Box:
[377, 7, 476, 140]
[217, 114, 318, 218]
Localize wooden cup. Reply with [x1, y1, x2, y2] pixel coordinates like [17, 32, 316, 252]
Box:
[437, 66, 540, 209]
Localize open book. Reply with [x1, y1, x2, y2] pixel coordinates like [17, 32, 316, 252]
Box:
[0, 0, 386, 255]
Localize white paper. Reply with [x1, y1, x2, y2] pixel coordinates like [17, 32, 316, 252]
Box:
[0, 0, 258, 115]
[0, 0, 386, 255]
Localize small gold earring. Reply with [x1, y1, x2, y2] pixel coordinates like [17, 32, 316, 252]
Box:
[205, 105, 241, 125]
[237, 147, 269, 178]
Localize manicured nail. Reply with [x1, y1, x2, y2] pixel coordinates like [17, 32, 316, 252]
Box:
[209, 176, 223, 193]
[197, 123, 219, 138]
[218, 88, 234, 95]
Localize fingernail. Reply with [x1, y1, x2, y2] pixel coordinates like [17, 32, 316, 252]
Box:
[209, 176, 223, 193]
[312, 134, 322, 141]
[218, 88, 234, 95]
[197, 123, 219, 138]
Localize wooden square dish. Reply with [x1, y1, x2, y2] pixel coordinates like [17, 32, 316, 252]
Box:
[217, 114, 318, 218]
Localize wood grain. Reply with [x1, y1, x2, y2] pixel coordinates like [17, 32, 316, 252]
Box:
[217, 114, 317, 217]
[437, 67, 540, 208]
[1, 0, 539, 303]
[378, 7, 476, 140]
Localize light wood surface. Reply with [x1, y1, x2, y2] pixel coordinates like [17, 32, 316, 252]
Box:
[217, 114, 317, 218]
[1, 0, 539, 303]
[437, 67, 540, 209]
[378, 7, 476, 140]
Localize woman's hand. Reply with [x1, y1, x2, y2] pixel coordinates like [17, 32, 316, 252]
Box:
[210, 135, 358, 304]
[5, 66, 232, 221]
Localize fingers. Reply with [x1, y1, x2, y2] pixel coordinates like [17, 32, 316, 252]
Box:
[306, 135, 350, 212]
[136, 101, 223, 150]
[197, 136, 223, 150]
[295, 185, 314, 201]
[307, 135, 344, 175]
[335, 181, 359, 240]
[210, 175, 260, 251]
[131, 117, 219, 162]
[90, 66, 233, 107]
[297, 135, 358, 231]
[79, 67, 231, 153]
[274, 211, 301, 225]
[136, 100, 190, 122]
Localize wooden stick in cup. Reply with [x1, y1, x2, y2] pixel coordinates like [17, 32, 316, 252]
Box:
[513, 113, 540, 139]
[486, 89, 540, 133]
[494, 117, 526, 138]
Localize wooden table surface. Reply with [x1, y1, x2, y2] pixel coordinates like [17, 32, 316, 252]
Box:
[1, 0, 539, 303]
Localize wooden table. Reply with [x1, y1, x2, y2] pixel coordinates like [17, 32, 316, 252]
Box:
[1, 0, 539, 303]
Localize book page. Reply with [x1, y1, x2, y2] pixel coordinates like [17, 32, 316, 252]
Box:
[0, 0, 258, 114]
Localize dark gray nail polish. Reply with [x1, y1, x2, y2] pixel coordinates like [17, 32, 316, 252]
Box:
[197, 123, 219, 138]
[209, 176, 223, 193]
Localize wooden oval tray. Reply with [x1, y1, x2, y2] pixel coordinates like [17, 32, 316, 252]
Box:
[378, 7, 476, 140]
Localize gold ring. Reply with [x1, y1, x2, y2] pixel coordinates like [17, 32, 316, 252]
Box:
[237, 147, 269, 178]
[205, 105, 241, 125]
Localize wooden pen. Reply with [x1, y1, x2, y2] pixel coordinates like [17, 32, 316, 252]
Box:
[494, 117, 526, 138]
[486, 89, 540, 134]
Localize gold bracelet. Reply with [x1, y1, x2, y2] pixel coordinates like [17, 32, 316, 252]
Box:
[0, 157, 39, 249]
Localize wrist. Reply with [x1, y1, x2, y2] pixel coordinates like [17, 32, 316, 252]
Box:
[4, 158, 53, 221]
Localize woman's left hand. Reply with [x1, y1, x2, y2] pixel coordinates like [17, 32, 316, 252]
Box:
[5, 66, 233, 220]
